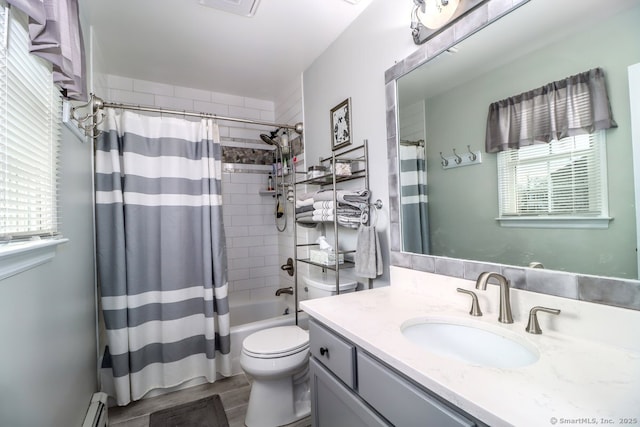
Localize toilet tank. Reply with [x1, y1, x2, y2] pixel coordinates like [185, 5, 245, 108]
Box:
[302, 275, 357, 299]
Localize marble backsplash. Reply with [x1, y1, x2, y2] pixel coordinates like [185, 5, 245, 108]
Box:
[222, 136, 303, 166]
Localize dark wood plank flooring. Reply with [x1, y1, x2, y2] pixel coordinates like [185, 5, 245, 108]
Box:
[107, 374, 311, 427]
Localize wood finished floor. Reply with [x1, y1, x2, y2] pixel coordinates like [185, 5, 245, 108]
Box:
[107, 374, 311, 427]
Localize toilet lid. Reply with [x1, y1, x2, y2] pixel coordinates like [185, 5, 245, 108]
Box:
[243, 326, 309, 358]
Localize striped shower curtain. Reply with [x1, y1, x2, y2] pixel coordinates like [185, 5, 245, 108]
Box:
[400, 144, 430, 254]
[95, 109, 231, 405]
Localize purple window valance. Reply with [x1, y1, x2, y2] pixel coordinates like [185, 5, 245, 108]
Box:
[485, 68, 617, 153]
[7, 0, 86, 101]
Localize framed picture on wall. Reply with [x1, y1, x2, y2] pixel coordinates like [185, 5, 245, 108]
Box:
[330, 98, 352, 151]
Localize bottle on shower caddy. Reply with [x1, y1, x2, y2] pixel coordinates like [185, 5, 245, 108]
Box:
[267, 174, 274, 191]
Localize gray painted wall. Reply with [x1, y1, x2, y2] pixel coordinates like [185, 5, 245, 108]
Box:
[424, 7, 640, 278]
[0, 126, 97, 427]
[303, 0, 640, 310]
[302, 0, 417, 287]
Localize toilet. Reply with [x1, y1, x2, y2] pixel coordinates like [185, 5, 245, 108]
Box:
[240, 275, 358, 427]
[302, 274, 358, 299]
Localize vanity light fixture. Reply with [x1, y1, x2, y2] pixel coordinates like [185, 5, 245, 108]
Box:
[198, 0, 261, 17]
[411, 0, 460, 31]
[411, 0, 486, 45]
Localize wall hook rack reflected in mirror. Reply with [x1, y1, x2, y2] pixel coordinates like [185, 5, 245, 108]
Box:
[441, 146, 482, 169]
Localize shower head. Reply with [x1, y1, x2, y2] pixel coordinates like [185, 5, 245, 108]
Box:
[260, 133, 279, 146]
[260, 128, 283, 147]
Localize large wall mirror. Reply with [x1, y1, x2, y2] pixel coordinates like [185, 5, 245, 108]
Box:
[391, 0, 640, 284]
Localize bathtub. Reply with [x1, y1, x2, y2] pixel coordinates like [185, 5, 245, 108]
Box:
[229, 298, 309, 375]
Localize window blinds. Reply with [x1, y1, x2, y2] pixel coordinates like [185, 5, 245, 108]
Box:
[0, 4, 62, 239]
[497, 132, 606, 217]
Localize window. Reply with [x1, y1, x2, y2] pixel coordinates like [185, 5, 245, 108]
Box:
[0, 3, 66, 280]
[0, 3, 62, 241]
[497, 131, 610, 228]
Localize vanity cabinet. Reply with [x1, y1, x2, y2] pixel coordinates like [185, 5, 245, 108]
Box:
[309, 319, 482, 427]
[310, 359, 390, 427]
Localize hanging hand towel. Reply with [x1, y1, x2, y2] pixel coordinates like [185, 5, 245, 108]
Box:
[355, 224, 383, 279]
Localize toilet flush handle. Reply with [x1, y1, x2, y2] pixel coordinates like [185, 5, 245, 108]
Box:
[319, 347, 329, 357]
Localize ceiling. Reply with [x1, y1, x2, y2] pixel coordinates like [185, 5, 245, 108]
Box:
[81, 0, 373, 101]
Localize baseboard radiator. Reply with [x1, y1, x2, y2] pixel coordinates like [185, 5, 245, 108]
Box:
[82, 392, 108, 427]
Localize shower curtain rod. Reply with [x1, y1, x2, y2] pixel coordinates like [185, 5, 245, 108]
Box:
[101, 100, 301, 130]
[70, 94, 304, 138]
[400, 139, 424, 146]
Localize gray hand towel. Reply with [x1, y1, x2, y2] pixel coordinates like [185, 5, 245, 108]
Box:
[355, 224, 382, 279]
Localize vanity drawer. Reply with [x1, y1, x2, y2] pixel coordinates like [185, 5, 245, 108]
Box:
[309, 319, 356, 388]
[357, 352, 476, 427]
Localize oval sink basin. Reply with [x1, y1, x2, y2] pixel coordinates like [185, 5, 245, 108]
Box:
[401, 317, 539, 368]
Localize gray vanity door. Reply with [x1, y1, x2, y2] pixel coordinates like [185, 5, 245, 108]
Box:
[357, 352, 476, 427]
[310, 358, 390, 427]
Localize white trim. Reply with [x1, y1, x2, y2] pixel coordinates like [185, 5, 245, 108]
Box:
[496, 216, 612, 229]
[628, 62, 640, 279]
[62, 100, 89, 142]
[0, 238, 69, 281]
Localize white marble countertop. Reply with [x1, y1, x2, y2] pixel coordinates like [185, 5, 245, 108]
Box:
[300, 268, 640, 427]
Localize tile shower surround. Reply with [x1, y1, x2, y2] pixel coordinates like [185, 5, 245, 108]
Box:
[385, 0, 640, 311]
[222, 137, 302, 165]
[103, 74, 300, 300]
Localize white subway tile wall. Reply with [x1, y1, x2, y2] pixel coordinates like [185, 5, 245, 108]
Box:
[105, 74, 276, 141]
[103, 74, 301, 303]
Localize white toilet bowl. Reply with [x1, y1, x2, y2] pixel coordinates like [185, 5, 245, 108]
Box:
[240, 325, 311, 427]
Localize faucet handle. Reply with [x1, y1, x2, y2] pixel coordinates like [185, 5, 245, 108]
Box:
[456, 288, 483, 317]
[526, 306, 561, 334]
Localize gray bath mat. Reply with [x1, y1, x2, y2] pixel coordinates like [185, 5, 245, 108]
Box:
[149, 395, 229, 427]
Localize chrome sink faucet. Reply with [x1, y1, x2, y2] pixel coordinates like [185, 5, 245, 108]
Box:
[475, 272, 513, 324]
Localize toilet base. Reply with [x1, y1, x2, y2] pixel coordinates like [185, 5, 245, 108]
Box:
[245, 369, 310, 427]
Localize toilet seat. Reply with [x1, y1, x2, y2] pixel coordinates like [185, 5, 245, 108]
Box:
[242, 326, 309, 359]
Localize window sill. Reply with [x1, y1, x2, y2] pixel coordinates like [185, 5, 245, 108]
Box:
[496, 216, 612, 229]
[0, 238, 69, 281]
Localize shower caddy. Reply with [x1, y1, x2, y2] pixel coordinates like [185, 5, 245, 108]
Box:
[292, 140, 380, 325]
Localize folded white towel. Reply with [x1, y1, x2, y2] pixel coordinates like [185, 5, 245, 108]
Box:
[313, 200, 334, 209]
[295, 198, 314, 208]
[298, 189, 369, 209]
[297, 189, 332, 200]
[313, 208, 334, 216]
[312, 213, 333, 222]
[296, 210, 314, 219]
[355, 224, 383, 279]
[313, 189, 369, 204]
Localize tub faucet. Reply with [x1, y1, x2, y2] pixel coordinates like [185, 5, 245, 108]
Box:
[475, 272, 513, 324]
[275, 287, 294, 296]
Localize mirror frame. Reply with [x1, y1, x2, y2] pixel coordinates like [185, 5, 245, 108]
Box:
[384, 0, 640, 311]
